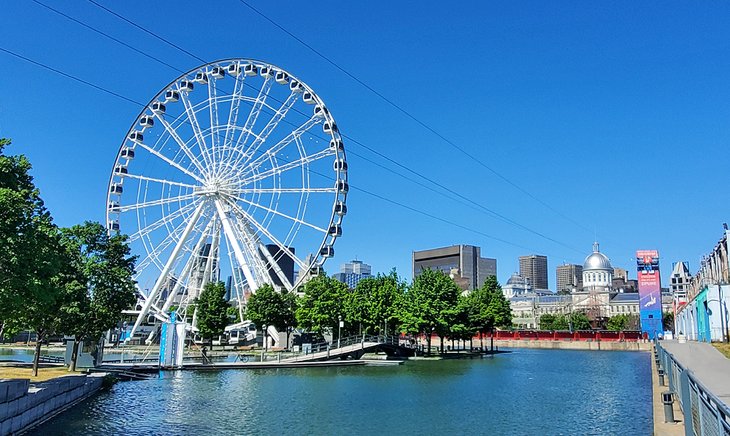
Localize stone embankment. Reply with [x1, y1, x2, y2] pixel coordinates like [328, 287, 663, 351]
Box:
[494, 339, 651, 351]
[0, 373, 107, 435]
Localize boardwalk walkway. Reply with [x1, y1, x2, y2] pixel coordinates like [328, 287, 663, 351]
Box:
[661, 341, 730, 406]
[656, 340, 730, 435]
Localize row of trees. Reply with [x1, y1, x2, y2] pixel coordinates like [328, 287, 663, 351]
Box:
[540, 312, 674, 332]
[0, 139, 136, 374]
[239, 269, 512, 353]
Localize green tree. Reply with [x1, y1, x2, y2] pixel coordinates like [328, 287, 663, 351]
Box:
[347, 270, 406, 335]
[196, 281, 229, 349]
[662, 312, 674, 332]
[400, 269, 460, 354]
[607, 314, 629, 331]
[296, 275, 348, 338]
[58, 222, 137, 371]
[539, 314, 556, 330]
[462, 276, 512, 347]
[0, 139, 68, 375]
[246, 284, 298, 347]
[569, 312, 592, 330]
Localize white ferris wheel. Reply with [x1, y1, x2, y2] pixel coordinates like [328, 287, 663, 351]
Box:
[106, 59, 348, 340]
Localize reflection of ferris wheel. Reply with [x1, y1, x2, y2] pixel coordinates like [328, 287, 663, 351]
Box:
[106, 59, 347, 340]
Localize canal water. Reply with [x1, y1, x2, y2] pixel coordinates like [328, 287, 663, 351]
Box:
[31, 348, 652, 435]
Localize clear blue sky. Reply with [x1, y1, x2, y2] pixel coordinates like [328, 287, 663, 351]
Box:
[1, 1, 729, 287]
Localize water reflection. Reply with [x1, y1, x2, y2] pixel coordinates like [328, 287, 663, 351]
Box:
[31, 349, 652, 435]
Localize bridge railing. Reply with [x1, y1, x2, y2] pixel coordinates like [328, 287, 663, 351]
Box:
[280, 334, 411, 362]
[656, 341, 730, 435]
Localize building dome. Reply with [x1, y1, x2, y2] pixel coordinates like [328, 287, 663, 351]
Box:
[506, 273, 527, 286]
[583, 242, 612, 271]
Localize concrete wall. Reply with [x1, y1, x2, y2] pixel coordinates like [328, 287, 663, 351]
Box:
[494, 339, 651, 352]
[0, 373, 106, 435]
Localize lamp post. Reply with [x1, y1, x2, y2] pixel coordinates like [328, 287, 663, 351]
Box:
[262, 324, 268, 355]
[337, 315, 343, 349]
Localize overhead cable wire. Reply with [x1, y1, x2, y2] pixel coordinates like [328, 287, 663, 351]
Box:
[235, 0, 593, 234]
[73, 0, 582, 253]
[0, 45, 539, 253]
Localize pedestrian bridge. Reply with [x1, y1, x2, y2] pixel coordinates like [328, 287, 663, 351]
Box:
[281, 335, 416, 363]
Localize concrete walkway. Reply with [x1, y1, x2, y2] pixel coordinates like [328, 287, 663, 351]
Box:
[661, 340, 730, 407]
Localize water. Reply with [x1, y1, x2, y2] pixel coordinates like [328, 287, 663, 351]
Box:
[31, 349, 652, 435]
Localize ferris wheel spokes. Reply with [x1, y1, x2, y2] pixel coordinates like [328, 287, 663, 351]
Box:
[240, 91, 300, 163]
[229, 193, 328, 234]
[223, 196, 309, 273]
[152, 111, 209, 175]
[117, 192, 197, 214]
[129, 199, 199, 243]
[178, 90, 212, 169]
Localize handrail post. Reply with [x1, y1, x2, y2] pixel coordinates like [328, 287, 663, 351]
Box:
[680, 369, 692, 436]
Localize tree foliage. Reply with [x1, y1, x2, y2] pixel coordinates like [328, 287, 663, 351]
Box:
[58, 222, 137, 370]
[607, 314, 639, 331]
[0, 139, 69, 374]
[296, 275, 348, 334]
[346, 270, 406, 335]
[465, 276, 512, 333]
[196, 281, 229, 344]
[400, 269, 460, 353]
[539, 312, 591, 331]
[246, 283, 298, 332]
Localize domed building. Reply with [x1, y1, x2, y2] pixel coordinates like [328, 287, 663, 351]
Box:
[582, 242, 613, 292]
[502, 273, 529, 299]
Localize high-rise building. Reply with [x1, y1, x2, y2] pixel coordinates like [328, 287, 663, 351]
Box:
[333, 260, 372, 289]
[519, 255, 548, 290]
[669, 261, 691, 297]
[260, 244, 295, 289]
[556, 263, 582, 293]
[412, 245, 497, 291]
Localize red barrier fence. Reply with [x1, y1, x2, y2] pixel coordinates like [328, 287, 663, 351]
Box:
[484, 330, 647, 342]
[409, 330, 648, 343]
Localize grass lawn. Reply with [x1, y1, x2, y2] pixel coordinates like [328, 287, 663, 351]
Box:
[713, 343, 730, 359]
[0, 367, 80, 382]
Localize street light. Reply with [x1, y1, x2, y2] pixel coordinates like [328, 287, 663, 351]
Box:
[262, 324, 268, 355]
[337, 315, 343, 349]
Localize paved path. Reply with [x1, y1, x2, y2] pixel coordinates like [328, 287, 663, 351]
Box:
[662, 340, 730, 406]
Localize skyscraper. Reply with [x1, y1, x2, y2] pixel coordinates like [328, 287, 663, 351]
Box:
[519, 255, 548, 290]
[412, 245, 497, 291]
[556, 263, 583, 293]
[333, 260, 372, 289]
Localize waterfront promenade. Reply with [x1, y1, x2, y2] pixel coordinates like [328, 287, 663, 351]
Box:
[655, 340, 730, 435]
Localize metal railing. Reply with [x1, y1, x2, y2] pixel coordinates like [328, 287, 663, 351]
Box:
[279, 334, 409, 362]
[655, 341, 730, 435]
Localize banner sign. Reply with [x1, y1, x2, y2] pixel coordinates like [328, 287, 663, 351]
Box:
[637, 250, 662, 339]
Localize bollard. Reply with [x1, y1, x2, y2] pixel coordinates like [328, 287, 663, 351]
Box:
[662, 391, 675, 423]
[658, 368, 665, 386]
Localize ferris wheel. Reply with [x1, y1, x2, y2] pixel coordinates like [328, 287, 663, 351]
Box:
[106, 59, 348, 340]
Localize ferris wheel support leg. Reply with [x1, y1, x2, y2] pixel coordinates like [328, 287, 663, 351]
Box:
[159, 219, 213, 314]
[127, 201, 206, 342]
[214, 199, 259, 292]
[258, 242, 293, 291]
